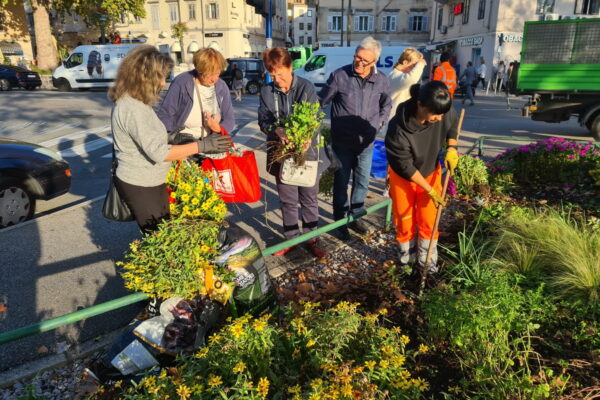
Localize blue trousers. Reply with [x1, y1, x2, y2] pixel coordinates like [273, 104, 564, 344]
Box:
[332, 144, 374, 220]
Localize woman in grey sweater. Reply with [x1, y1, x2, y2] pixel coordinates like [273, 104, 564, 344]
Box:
[109, 45, 231, 233]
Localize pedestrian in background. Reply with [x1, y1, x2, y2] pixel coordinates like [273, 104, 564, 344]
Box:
[495, 60, 506, 91]
[460, 61, 477, 106]
[476, 57, 487, 90]
[433, 52, 457, 98]
[108, 45, 231, 233]
[158, 48, 235, 140]
[258, 47, 326, 258]
[231, 63, 244, 102]
[385, 81, 458, 276]
[388, 48, 426, 118]
[319, 36, 392, 240]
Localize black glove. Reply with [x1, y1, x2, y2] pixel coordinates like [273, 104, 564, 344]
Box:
[168, 127, 195, 145]
[197, 133, 232, 154]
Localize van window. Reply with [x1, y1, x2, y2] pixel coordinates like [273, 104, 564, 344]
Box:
[104, 54, 110, 62]
[65, 52, 83, 68]
[304, 55, 326, 72]
[246, 61, 259, 71]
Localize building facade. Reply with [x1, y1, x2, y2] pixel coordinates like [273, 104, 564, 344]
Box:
[113, 0, 287, 63]
[290, 3, 316, 46]
[0, 2, 35, 66]
[429, 0, 600, 77]
[316, 0, 432, 47]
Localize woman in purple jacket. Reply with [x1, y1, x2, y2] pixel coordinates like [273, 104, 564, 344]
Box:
[158, 48, 235, 139]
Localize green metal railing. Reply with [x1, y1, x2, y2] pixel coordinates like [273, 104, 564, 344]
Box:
[0, 199, 392, 346]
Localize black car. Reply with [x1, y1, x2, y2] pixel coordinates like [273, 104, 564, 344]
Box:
[0, 139, 71, 228]
[220, 58, 265, 95]
[0, 65, 42, 91]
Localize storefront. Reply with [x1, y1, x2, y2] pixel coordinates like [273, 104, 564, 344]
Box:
[448, 32, 523, 74]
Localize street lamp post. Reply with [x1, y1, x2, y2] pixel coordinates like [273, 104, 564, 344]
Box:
[98, 13, 108, 44]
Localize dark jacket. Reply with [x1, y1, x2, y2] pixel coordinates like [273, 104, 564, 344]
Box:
[258, 74, 319, 176]
[319, 64, 391, 150]
[385, 97, 458, 180]
[157, 70, 235, 134]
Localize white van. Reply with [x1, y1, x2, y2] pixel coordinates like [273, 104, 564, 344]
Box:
[295, 46, 424, 87]
[52, 44, 141, 91]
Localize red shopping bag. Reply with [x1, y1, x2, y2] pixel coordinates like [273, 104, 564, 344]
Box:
[200, 128, 261, 203]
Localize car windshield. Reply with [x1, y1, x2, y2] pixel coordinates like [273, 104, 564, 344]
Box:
[290, 51, 302, 61]
[5, 66, 27, 72]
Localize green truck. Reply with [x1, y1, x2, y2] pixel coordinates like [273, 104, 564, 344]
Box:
[288, 46, 313, 70]
[518, 18, 600, 140]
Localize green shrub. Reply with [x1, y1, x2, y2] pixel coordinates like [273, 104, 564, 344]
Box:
[453, 154, 488, 195]
[107, 303, 431, 399]
[492, 208, 600, 304]
[422, 274, 565, 399]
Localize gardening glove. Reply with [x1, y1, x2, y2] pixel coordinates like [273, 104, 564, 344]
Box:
[274, 127, 288, 143]
[427, 188, 446, 208]
[197, 133, 232, 154]
[168, 128, 195, 145]
[445, 147, 459, 174]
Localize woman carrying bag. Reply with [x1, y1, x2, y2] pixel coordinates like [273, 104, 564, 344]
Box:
[109, 45, 231, 234]
[157, 48, 235, 142]
[258, 47, 326, 258]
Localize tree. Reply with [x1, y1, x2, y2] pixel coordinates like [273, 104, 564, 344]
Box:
[52, 0, 146, 35]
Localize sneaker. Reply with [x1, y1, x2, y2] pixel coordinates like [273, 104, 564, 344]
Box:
[306, 238, 327, 258]
[333, 226, 351, 241]
[349, 219, 372, 234]
[274, 245, 297, 256]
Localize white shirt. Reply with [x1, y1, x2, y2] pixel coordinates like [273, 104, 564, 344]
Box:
[387, 62, 425, 121]
[477, 64, 487, 79]
[183, 83, 221, 138]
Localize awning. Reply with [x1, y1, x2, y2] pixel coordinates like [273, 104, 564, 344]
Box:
[0, 41, 24, 56]
[426, 40, 457, 52]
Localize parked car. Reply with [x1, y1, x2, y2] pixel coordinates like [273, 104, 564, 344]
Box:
[0, 139, 71, 228]
[220, 58, 265, 95]
[0, 65, 42, 91]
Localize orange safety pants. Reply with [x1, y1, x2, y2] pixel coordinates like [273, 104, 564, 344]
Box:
[388, 166, 442, 244]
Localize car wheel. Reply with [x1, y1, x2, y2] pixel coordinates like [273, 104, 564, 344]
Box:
[25, 86, 36, 90]
[56, 78, 72, 92]
[246, 81, 260, 95]
[588, 113, 600, 142]
[0, 178, 35, 228]
[0, 78, 11, 91]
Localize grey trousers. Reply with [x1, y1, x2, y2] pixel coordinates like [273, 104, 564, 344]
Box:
[397, 237, 439, 273]
[276, 176, 319, 239]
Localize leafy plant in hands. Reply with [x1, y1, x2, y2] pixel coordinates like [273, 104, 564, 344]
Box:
[274, 101, 324, 166]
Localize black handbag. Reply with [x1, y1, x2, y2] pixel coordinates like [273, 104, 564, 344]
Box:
[102, 145, 135, 222]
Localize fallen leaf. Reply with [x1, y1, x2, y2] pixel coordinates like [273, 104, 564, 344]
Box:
[0, 302, 7, 313]
[37, 345, 48, 354]
[296, 283, 314, 295]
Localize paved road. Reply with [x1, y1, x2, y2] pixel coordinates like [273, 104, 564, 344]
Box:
[0, 88, 594, 373]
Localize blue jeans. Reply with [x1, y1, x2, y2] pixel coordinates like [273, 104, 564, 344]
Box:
[332, 144, 374, 220]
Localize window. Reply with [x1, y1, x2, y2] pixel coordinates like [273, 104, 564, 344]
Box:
[328, 15, 343, 32]
[381, 15, 396, 32]
[304, 55, 326, 71]
[449, 8, 455, 26]
[207, 3, 219, 19]
[188, 3, 196, 20]
[299, 36, 304, 45]
[169, 4, 179, 23]
[307, 10, 312, 17]
[478, 0, 485, 19]
[135, 15, 142, 23]
[65, 53, 83, 68]
[437, 7, 443, 29]
[120, 12, 126, 24]
[307, 23, 312, 30]
[307, 36, 312, 45]
[299, 22, 304, 30]
[408, 14, 428, 32]
[536, 0, 555, 13]
[151, 5, 160, 30]
[575, 0, 599, 14]
[462, 0, 470, 23]
[354, 15, 373, 32]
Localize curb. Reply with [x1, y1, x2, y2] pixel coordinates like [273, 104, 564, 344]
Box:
[0, 328, 123, 389]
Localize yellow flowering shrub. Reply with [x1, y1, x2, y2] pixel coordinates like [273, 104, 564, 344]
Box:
[103, 302, 430, 399]
[166, 160, 227, 221]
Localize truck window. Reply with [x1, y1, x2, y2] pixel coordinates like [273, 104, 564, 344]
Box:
[65, 53, 83, 68]
[290, 50, 302, 61]
[304, 55, 326, 72]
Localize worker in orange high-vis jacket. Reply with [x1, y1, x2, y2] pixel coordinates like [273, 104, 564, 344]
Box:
[433, 52, 457, 98]
[385, 81, 458, 276]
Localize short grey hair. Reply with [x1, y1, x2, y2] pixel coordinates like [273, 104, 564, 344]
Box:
[356, 36, 382, 60]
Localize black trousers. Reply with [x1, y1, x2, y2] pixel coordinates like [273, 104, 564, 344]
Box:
[114, 176, 169, 234]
